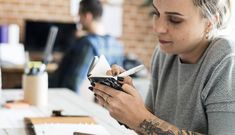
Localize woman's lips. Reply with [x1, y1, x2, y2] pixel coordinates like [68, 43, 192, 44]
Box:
[159, 40, 173, 45]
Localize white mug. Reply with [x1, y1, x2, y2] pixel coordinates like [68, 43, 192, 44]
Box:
[23, 72, 48, 107]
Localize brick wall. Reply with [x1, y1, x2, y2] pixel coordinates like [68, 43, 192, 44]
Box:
[121, 0, 156, 68]
[0, 0, 156, 69]
[0, 0, 73, 41]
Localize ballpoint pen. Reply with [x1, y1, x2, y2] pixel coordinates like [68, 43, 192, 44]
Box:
[118, 64, 145, 77]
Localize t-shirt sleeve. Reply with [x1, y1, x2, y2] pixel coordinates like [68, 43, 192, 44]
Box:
[203, 54, 235, 134]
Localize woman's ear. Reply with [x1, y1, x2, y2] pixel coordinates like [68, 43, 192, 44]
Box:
[211, 12, 221, 28]
[204, 12, 219, 39]
[206, 21, 212, 31]
[204, 20, 212, 39]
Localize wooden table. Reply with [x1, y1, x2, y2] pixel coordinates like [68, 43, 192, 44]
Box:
[0, 88, 136, 135]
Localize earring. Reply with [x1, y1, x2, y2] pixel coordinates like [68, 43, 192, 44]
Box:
[205, 33, 209, 40]
[205, 29, 210, 40]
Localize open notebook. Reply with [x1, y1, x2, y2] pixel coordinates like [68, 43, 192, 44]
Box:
[24, 116, 110, 135]
[87, 55, 145, 91]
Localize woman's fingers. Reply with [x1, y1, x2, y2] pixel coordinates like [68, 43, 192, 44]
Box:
[118, 76, 134, 86]
[95, 94, 108, 108]
[94, 90, 114, 111]
[93, 75, 136, 98]
[94, 82, 137, 99]
[111, 65, 125, 75]
[106, 70, 113, 76]
[121, 83, 137, 96]
[94, 83, 120, 97]
[106, 65, 126, 76]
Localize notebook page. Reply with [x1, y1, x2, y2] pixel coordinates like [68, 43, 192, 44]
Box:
[34, 123, 110, 135]
[89, 55, 111, 77]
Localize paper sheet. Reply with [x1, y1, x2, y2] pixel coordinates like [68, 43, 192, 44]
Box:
[34, 123, 110, 135]
[0, 107, 45, 128]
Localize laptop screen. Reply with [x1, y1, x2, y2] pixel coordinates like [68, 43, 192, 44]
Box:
[24, 20, 77, 52]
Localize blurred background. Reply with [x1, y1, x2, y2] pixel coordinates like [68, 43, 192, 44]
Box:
[0, 0, 156, 99]
[0, 0, 156, 66]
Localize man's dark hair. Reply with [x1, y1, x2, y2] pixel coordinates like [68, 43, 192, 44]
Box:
[79, 0, 103, 20]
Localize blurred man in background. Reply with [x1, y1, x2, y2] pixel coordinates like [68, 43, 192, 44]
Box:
[50, 0, 124, 94]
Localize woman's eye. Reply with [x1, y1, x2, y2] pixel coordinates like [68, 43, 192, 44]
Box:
[169, 16, 183, 24]
[152, 12, 160, 21]
[152, 11, 160, 17]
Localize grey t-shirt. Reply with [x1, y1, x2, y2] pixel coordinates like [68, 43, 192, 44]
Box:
[145, 38, 235, 134]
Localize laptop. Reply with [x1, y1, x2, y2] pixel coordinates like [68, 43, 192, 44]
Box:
[42, 26, 58, 64]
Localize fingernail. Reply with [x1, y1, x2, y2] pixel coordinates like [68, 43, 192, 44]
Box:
[91, 82, 95, 87]
[117, 77, 124, 81]
[88, 86, 93, 91]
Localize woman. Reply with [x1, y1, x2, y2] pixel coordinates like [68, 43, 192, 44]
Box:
[91, 0, 235, 134]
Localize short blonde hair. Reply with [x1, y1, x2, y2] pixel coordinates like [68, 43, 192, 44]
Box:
[193, 0, 232, 39]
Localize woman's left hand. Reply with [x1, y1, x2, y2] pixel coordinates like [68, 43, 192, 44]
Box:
[93, 76, 152, 130]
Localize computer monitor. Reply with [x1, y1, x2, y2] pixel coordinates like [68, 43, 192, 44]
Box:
[24, 20, 77, 52]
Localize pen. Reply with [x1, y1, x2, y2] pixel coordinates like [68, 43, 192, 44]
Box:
[118, 64, 145, 77]
[38, 63, 46, 74]
[52, 110, 89, 117]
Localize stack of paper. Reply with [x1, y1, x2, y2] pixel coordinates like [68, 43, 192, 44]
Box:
[25, 116, 110, 135]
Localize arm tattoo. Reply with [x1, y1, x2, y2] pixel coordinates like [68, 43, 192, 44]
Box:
[138, 119, 203, 135]
[139, 119, 175, 135]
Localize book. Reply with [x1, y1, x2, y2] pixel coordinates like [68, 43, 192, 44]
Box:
[24, 116, 110, 135]
[87, 55, 145, 90]
[87, 55, 123, 90]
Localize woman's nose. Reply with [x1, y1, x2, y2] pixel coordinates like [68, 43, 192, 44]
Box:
[153, 18, 168, 34]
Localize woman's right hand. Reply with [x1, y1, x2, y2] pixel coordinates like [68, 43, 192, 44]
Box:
[106, 65, 134, 87]
[106, 64, 125, 76]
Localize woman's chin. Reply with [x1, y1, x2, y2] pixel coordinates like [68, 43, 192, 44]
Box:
[159, 45, 174, 54]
